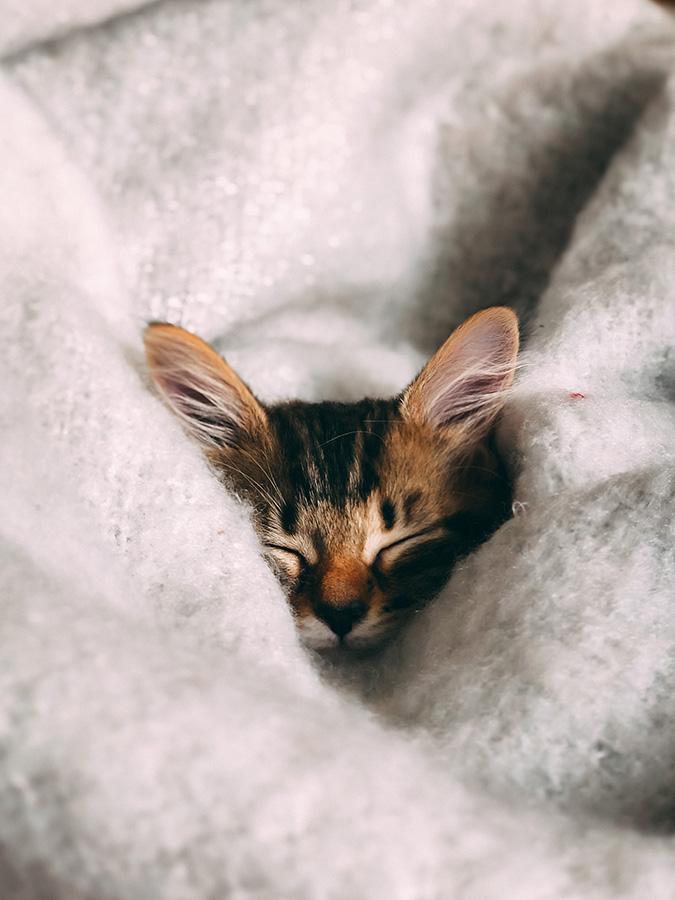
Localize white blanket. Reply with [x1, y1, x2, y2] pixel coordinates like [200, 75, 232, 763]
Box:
[3, 0, 675, 896]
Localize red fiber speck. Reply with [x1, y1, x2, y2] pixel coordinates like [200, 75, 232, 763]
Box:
[569, 392, 585, 400]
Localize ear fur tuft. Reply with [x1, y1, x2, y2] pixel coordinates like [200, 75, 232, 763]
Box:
[401, 307, 519, 435]
[143, 323, 266, 449]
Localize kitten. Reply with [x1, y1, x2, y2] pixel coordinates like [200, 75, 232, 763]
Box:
[144, 307, 519, 651]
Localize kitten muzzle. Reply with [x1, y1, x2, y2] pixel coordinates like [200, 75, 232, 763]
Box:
[313, 600, 368, 638]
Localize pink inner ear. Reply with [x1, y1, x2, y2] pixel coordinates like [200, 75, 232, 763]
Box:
[425, 372, 510, 426]
[156, 367, 245, 447]
[144, 324, 259, 449]
[414, 308, 518, 430]
[163, 375, 237, 431]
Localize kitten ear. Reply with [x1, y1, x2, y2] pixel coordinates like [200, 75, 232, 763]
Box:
[143, 323, 266, 449]
[401, 307, 519, 436]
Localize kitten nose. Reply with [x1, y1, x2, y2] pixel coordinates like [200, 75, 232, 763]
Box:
[315, 601, 367, 638]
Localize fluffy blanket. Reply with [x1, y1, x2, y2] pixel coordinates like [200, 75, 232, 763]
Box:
[3, 0, 675, 896]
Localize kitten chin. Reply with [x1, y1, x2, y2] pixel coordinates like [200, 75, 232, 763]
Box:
[143, 307, 519, 649]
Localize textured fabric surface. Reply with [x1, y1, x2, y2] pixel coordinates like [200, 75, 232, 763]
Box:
[3, 0, 675, 897]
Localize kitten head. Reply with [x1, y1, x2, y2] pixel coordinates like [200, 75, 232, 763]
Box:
[144, 308, 518, 651]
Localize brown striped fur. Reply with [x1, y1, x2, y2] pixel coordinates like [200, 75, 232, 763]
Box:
[144, 308, 519, 651]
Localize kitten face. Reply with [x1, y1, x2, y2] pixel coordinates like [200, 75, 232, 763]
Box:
[223, 399, 510, 649]
[144, 308, 518, 651]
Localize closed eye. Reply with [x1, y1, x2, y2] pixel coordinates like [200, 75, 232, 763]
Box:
[264, 544, 308, 580]
[374, 514, 473, 571]
[375, 526, 446, 570]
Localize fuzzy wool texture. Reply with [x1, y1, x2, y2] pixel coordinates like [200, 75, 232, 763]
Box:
[3, 0, 675, 897]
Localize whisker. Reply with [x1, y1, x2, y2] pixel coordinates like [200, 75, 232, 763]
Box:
[221, 461, 283, 515]
[317, 429, 389, 449]
[236, 445, 286, 509]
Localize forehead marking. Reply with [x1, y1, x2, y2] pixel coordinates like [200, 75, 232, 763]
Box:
[380, 497, 396, 531]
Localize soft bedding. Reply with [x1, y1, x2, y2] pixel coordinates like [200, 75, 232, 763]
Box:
[3, 0, 675, 897]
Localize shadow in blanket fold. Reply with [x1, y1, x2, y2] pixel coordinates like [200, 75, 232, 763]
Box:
[0, 841, 106, 900]
[401, 38, 675, 356]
